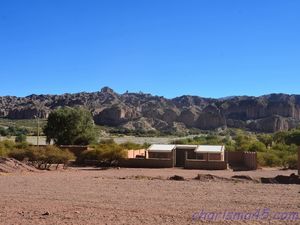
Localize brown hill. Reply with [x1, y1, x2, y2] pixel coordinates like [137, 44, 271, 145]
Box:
[1, 87, 300, 133]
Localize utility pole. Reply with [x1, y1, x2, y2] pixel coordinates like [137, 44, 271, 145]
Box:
[35, 115, 40, 147]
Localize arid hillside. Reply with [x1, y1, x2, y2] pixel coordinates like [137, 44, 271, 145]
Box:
[1, 87, 300, 133]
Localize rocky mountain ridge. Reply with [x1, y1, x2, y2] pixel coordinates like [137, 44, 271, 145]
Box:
[1, 87, 300, 133]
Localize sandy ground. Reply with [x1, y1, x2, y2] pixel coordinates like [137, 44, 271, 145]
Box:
[0, 168, 299, 225]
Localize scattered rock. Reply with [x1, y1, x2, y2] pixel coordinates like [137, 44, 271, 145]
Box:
[194, 174, 259, 183]
[231, 175, 254, 181]
[261, 173, 300, 184]
[42, 212, 50, 216]
[194, 174, 228, 182]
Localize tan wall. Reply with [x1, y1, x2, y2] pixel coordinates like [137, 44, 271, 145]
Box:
[127, 149, 146, 159]
[243, 152, 257, 170]
[184, 159, 227, 170]
[148, 152, 173, 159]
[227, 151, 257, 170]
[208, 153, 222, 161]
[227, 151, 244, 163]
[119, 158, 173, 168]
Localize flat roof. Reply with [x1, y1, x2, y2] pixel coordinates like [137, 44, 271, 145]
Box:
[148, 144, 176, 153]
[175, 145, 198, 149]
[195, 145, 225, 153]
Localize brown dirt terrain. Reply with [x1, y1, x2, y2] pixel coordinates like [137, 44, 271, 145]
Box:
[0, 158, 39, 174]
[0, 168, 299, 225]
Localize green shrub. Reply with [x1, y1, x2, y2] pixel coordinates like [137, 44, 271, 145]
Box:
[15, 134, 27, 143]
[248, 141, 267, 152]
[15, 141, 30, 149]
[257, 134, 273, 148]
[273, 131, 287, 144]
[77, 142, 127, 165]
[282, 154, 298, 169]
[257, 152, 282, 167]
[0, 146, 9, 157]
[0, 140, 16, 157]
[285, 130, 300, 145]
[43, 146, 75, 164]
[1, 140, 15, 150]
[119, 142, 143, 150]
[0, 127, 8, 136]
[8, 146, 75, 169]
[99, 138, 116, 145]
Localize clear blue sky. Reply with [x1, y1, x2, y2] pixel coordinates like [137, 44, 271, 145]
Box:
[0, 0, 299, 98]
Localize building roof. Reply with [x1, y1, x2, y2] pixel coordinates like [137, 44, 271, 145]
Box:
[148, 144, 176, 153]
[195, 145, 225, 153]
[175, 145, 198, 149]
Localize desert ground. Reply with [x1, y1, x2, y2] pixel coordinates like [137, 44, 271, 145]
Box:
[0, 167, 299, 225]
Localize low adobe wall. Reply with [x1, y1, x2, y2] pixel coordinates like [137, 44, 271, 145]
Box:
[227, 151, 244, 164]
[127, 149, 146, 158]
[184, 160, 227, 170]
[148, 152, 173, 159]
[227, 151, 257, 170]
[243, 152, 257, 170]
[119, 158, 173, 168]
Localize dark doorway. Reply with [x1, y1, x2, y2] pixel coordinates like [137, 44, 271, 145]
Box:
[176, 149, 185, 167]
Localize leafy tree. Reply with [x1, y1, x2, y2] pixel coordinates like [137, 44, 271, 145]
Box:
[9, 146, 75, 169]
[257, 134, 273, 148]
[44, 107, 96, 145]
[76, 142, 127, 165]
[284, 130, 300, 146]
[273, 131, 288, 144]
[233, 134, 253, 151]
[15, 134, 27, 143]
[0, 127, 8, 136]
[248, 141, 267, 152]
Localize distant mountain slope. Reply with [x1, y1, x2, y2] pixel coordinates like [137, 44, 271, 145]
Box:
[1, 87, 300, 133]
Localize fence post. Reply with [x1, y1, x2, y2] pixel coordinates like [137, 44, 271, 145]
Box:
[298, 149, 300, 175]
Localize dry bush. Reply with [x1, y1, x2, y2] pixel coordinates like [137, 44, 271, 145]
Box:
[8, 145, 75, 170]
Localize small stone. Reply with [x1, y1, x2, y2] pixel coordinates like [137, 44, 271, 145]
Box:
[75, 211, 80, 214]
[42, 212, 50, 216]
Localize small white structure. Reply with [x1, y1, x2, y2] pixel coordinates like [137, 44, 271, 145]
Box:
[195, 145, 225, 161]
[147, 144, 176, 160]
[146, 144, 226, 168]
[147, 144, 176, 153]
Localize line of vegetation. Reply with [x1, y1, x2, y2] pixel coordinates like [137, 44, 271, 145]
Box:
[1, 107, 299, 170]
[0, 139, 145, 168]
[172, 129, 299, 169]
[0, 140, 75, 169]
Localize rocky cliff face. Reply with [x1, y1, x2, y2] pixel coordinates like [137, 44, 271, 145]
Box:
[1, 87, 300, 133]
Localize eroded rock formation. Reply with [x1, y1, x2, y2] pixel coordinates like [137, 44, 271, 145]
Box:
[1, 87, 300, 133]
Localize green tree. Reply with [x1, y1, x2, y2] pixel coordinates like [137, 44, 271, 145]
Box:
[248, 141, 267, 152]
[273, 131, 287, 144]
[257, 134, 273, 148]
[284, 130, 300, 146]
[15, 134, 27, 143]
[0, 127, 8, 136]
[44, 107, 96, 145]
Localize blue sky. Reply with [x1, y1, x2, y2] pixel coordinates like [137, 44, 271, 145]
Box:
[0, 0, 299, 98]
